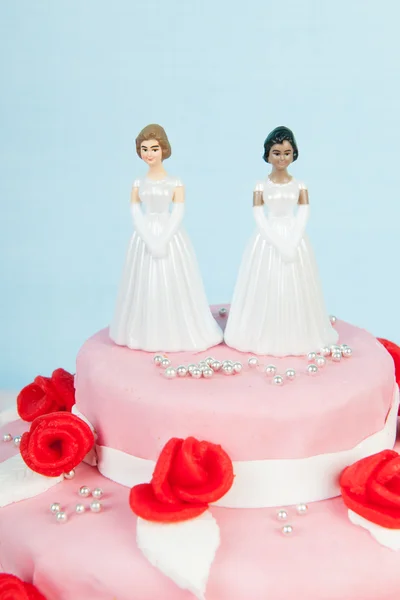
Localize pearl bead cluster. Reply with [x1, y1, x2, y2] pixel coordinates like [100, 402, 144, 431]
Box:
[247, 338, 353, 386]
[50, 487, 104, 523]
[277, 503, 308, 536]
[154, 354, 243, 379]
[2, 433, 22, 445]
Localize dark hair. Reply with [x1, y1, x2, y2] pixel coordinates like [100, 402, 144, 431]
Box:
[263, 126, 299, 163]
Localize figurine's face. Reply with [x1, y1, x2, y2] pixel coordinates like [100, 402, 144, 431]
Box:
[140, 139, 163, 166]
[268, 141, 294, 169]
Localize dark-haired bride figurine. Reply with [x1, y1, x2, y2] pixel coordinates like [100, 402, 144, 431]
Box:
[224, 126, 338, 356]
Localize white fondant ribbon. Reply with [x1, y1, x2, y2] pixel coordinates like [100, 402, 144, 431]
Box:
[0, 453, 63, 508]
[348, 510, 400, 551]
[137, 510, 220, 600]
[75, 386, 399, 508]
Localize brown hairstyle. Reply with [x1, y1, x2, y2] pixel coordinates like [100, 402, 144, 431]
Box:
[135, 124, 171, 160]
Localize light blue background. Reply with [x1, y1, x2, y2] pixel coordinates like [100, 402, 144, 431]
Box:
[1, 0, 399, 389]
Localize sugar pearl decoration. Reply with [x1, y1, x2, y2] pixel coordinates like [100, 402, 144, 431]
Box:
[307, 364, 318, 376]
[222, 360, 233, 369]
[64, 469, 75, 480]
[176, 365, 188, 377]
[160, 358, 171, 369]
[330, 345, 341, 354]
[211, 360, 222, 371]
[265, 364, 277, 377]
[315, 356, 326, 368]
[198, 361, 208, 371]
[187, 363, 197, 374]
[320, 346, 331, 357]
[331, 351, 342, 362]
[307, 352, 317, 362]
[342, 346, 353, 358]
[205, 356, 215, 366]
[219, 307, 228, 317]
[330, 315, 337, 325]
[296, 503, 308, 515]
[56, 511, 68, 523]
[75, 503, 86, 514]
[233, 362, 243, 374]
[13, 435, 21, 446]
[92, 488, 103, 499]
[222, 364, 234, 375]
[277, 510, 288, 520]
[90, 500, 102, 513]
[282, 524, 293, 536]
[2, 433, 12, 442]
[164, 367, 177, 379]
[153, 354, 164, 366]
[191, 368, 202, 379]
[272, 375, 284, 386]
[285, 368, 296, 381]
[50, 502, 62, 514]
[79, 486, 91, 498]
[248, 357, 259, 368]
[203, 368, 214, 379]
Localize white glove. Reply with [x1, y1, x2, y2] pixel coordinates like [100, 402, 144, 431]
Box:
[253, 206, 294, 261]
[284, 205, 310, 259]
[131, 202, 163, 257]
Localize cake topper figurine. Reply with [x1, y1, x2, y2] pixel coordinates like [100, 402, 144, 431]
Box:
[109, 124, 223, 352]
[224, 126, 338, 356]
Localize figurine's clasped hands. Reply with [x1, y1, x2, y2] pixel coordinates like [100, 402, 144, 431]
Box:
[148, 238, 168, 259]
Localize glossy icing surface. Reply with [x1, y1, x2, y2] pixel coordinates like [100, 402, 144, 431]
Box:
[75, 310, 395, 461]
[1, 440, 400, 600]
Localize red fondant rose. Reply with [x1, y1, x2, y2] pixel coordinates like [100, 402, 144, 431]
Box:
[0, 573, 46, 600]
[130, 437, 234, 522]
[20, 411, 94, 477]
[17, 368, 75, 422]
[340, 449, 400, 528]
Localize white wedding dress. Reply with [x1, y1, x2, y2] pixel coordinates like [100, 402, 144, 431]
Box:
[224, 178, 338, 356]
[109, 176, 223, 352]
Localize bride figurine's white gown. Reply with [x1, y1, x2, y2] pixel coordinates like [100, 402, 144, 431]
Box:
[224, 178, 338, 356]
[109, 176, 223, 352]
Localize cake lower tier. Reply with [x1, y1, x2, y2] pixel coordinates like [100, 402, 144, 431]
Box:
[1, 420, 400, 600]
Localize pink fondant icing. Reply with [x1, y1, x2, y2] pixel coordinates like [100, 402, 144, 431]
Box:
[1, 439, 400, 600]
[75, 310, 395, 460]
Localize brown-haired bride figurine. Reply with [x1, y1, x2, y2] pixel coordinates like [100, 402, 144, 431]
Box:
[109, 124, 223, 352]
[224, 126, 338, 356]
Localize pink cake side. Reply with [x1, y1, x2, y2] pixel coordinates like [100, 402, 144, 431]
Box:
[1, 436, 400, 600]
[75, 314, 395, 461]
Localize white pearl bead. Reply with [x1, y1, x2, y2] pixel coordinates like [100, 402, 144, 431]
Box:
[285, 368, 296, 380]
[307, 364, 318, 376]
[75, 503, 86, 514]
[164, 367, 177, 379]
[265, 364, 277, 377]
[330, 345, 341, 354]
[198, 361, 208, 371]
[50, 502, 62, 514]
[79, 486, 91, 498]
[222, 364, 234, 375]
[219, 307, 228, 317]
[191, 368, 202, 379]
[320, 346, 331, 357]
[187, 363, 197, 374]
[160, 358, 171, 368]
[232, 362, 243, 374]
[90, 500, 102, 513]
[210, 360, 222, 371]
[92, 488, 103, 499]
[282, 524, 293, 536]
[56, 511, 68, 523]
[342, 346, 353, 358]
[13, 435, 21, 447]
[272, 375, 284, 386]
[307, 352, 317, 362]
[205, 356, 215, 366]
[277, 509, 288, 520]
[315, 356, 326, 368]
[296, 503, 308, 515]
[222, 360, 233, 369]
[176, 365, 188, 377]
[330, 315, 337, 325]
[2, 433, 12, 442]
[248, 357, 259, 368]
[203, 368, 214, 379]
[153, 354, 164, 366]
[63, 469, 75, 480]
[331, 351, 342, 362]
